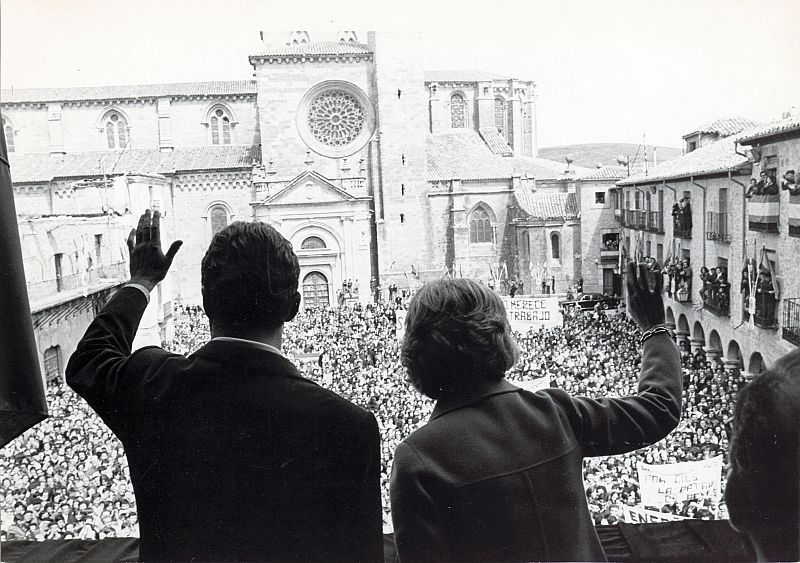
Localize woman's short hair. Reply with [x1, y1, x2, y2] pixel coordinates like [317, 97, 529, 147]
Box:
[201, 221, 300, 331]
[401, 278, 519, 399]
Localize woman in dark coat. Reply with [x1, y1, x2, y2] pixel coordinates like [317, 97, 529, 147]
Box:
[390, 267, 682, 562]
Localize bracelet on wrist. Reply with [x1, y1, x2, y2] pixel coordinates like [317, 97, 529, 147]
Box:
[640, 324, 669, 346]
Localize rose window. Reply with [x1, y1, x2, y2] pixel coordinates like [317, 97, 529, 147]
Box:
[307, 91, 365, 147]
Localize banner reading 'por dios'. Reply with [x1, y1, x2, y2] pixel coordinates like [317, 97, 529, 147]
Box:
[637, 456, 723, 508]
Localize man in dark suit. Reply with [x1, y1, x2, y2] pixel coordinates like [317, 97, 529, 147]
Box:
[66, 210, 383, 562]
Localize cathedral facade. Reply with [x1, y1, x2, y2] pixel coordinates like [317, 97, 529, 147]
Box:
[4, 31, 554, 308]
[5, 30, 600, 375]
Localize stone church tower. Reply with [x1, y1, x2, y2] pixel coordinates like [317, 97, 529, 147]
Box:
[248, 31, 431, 303]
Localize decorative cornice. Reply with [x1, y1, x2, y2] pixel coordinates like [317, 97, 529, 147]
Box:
[249, 53, 373, 65]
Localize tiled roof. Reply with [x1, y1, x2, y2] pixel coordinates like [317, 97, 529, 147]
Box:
[8, 145, 258, 183]
[683, 116, 759, 138]
[738, 114, 800, 144]
[514, 189, 579, 220]
[426, 131, 513, 181]
[618, 133, 751, 185]
[512, 156, 589, 180]
[478, 128, 513, 156]
[251, 41, 371, 58]
[424, 70, 510, 83]
[580, 165, 629, 181]
[0, 81, 257, 104]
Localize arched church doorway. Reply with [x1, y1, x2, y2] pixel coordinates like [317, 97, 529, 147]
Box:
[302, 271, 330, 309]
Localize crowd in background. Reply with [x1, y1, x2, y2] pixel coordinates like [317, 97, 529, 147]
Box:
[1, 299, 745, 539]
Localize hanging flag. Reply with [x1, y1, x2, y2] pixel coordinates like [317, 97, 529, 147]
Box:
[788, 191, 800, 233]
[0, 123, 48, 448]
[747, 194, 780, 233]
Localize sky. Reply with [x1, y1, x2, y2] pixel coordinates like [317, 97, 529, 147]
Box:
[1, 0, 799, 148]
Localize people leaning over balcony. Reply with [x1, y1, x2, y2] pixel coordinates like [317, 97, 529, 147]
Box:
[754, 266, 777, 323]
[701, 267, 730, 313]
[749, 171, 781, 198]
[671, 197, 693, 233]
[699, 267, 710, 302]
[781, 169, 798, 195]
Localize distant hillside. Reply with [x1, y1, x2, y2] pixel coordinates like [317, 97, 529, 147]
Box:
[538, 143, 682, 170]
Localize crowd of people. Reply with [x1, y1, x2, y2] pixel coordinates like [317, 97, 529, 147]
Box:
[1, 298, 746, 540]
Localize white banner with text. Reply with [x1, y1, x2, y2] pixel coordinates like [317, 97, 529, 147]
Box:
[503, 297, 563, 331]
[637, 456, 723, 507]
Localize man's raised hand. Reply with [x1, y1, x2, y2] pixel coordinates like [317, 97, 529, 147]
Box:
[127, 209, 183, 291]
[626, 260, 666, 332]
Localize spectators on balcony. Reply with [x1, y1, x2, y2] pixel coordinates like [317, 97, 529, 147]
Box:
[671, 198, 693, 235]
[755, 267, 777, 326]
[601, 238, 620, 251]
[662, 259, 692, 301]
[747, 171, 780, 198]
[701, 267, 730, 315]
[781, 169, 798, 196]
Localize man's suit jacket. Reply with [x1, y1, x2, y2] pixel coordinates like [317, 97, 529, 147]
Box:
[390, 332, 681, 562]
[66, 286, 383, 562]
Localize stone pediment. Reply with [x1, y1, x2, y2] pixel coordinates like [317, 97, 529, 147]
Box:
[266, 171, 356, 205]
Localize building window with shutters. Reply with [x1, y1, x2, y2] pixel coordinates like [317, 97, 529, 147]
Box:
[43, 346, 62, 386]
[103, 111, 129, 149]
[450, 93, 466, 129]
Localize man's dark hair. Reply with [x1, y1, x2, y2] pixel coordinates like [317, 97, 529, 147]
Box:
[726, 348, 800, 560]
[401, 278, 518, 399]
[201, 221, 300, 331]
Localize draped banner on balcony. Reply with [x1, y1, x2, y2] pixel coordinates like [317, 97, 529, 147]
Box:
[747, 193, 780, 232]
[789, 193, 800, 236]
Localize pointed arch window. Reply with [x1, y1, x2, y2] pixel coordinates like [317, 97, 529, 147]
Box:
[209, 205, 228, 236]
[494, 98, 507, 138]
[2, 116, 14, 152]
[451, 94, 466, 129]
[470, 206, 493, 244]
[104, 112, 128, 149]
[551, 232, 561, 260]
[210, 107, 232, 145]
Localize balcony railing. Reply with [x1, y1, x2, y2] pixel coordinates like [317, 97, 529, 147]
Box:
[647, 211, 663, 233]
[635, 210, 647, 230]
[701, 281, 730, 316]
[753, 292, 778, 329]
[707, 212, 731, 243]
[783, 298, 800, 346]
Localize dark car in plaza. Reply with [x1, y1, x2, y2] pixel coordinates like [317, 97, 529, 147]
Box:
[559, 292, 620, 311]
